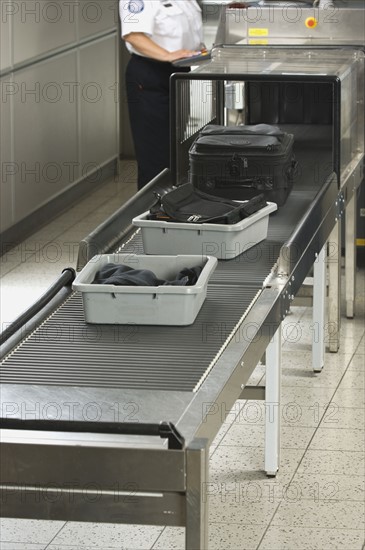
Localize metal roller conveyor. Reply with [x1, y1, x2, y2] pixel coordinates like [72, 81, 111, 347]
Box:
[1, 44, 364, 549]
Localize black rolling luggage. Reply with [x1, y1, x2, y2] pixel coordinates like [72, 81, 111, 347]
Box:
[189, 124, 297, 206]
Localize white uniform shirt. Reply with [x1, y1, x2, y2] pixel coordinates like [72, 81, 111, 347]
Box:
[119, 0, 203, 56]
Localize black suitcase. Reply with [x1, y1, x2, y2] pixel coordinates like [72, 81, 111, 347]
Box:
[189, 124, 297, 206]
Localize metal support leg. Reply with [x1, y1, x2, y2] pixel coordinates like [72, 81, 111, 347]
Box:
[265, 324, 281, 477]
[327, 222, 341, 352]
[185, 439, 209, 550]
[345, 192, 357, 318]
[313, 245, 326, 372]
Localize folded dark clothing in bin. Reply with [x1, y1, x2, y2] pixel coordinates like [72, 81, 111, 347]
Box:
[93, 263, 202, 287]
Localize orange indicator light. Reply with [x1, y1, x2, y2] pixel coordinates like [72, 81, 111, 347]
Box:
[305, 16, 318, 29]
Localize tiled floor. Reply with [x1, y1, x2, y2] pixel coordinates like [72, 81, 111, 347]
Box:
[1, 163, 364, 550]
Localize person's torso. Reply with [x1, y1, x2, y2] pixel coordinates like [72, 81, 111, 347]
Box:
[120, 0, 203, 56]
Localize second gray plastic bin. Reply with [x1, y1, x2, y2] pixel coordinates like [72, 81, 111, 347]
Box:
[132, 202, 277, 259]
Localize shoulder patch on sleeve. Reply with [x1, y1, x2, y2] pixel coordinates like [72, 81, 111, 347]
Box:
[127, 0, 145, 13]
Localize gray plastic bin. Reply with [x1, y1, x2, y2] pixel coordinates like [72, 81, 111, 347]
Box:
[132, 202, 277, 259]
[72, 254, 218, 325]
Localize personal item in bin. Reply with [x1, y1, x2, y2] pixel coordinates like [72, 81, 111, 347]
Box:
[92, 263, 202, 287]
[148, 183, 267, 224]
[189, 123, 297, 206]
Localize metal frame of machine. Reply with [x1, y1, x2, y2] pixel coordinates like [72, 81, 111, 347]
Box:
[212, 0, 365, 265]
[214, 0, 365, 47]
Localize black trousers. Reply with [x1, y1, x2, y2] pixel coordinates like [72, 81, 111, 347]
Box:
[126, 54, 188, 189]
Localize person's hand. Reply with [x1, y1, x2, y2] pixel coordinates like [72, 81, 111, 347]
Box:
[164, 49, 201, 62]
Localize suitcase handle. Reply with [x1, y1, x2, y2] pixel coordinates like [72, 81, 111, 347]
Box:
[215, 177, 274, 190]
[216, 180, 256, 189]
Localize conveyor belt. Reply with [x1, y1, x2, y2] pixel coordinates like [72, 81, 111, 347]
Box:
[0, 192, 325, 391]
[0, 134, 332, 393]
[0, 286, 259, 392]
[118, 232, 282, 286]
